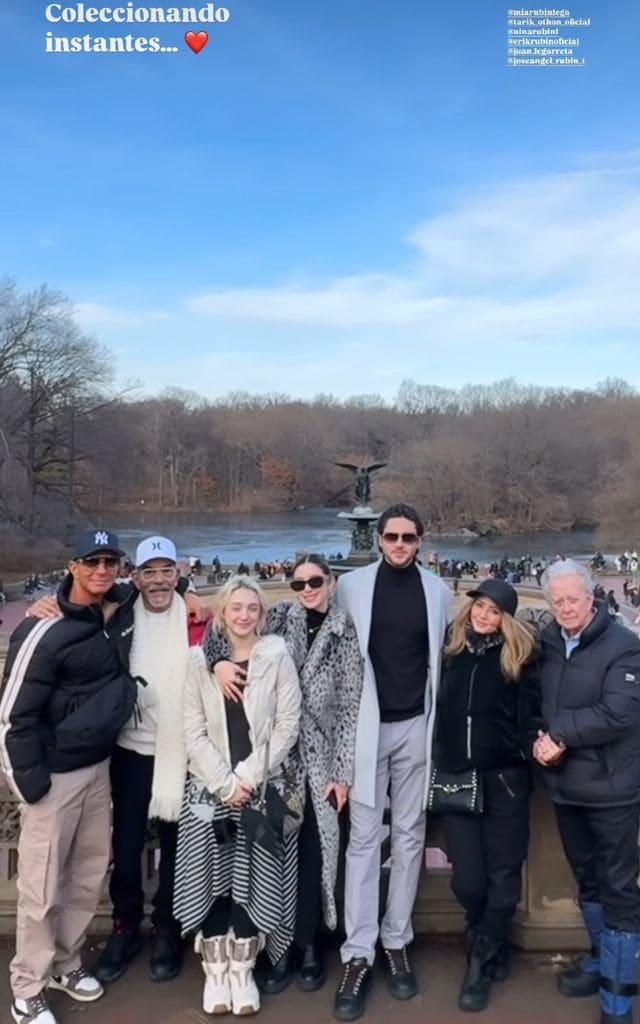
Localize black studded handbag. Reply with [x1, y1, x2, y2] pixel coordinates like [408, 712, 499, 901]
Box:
[428, 766, 484, 815]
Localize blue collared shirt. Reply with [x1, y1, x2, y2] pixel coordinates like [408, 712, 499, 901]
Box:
[561, 627, 583, 658]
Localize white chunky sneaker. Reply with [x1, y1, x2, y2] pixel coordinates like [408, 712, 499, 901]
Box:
[11, 993, 58, 1024]
[48, 967, 104, 1002]
[194, 930, 231, 1014]
[229, 933, 261, 1016]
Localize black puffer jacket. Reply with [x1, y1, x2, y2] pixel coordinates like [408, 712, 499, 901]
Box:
[0, 576, 137, 804]
[539, 601, 640, 807]
[434, 642, 541, 773]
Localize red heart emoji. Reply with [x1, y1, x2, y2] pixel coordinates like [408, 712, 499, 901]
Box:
[185, 31, 208, 54]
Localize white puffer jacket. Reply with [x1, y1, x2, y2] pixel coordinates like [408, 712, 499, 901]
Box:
[184, 634, 301, 802]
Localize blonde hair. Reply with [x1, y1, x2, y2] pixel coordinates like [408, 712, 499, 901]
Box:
[215, 575, 267, 638]
[445, 598, 535, 681]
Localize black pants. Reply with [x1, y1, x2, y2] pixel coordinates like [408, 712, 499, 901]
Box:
[202, 895, 258, 939]
[109, 745, 179, 932]
[295, 785, 323, 949]
[555, 801, 640, 932]
[442, 766, 531, 941]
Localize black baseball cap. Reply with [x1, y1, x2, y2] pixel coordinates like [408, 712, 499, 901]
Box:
[467, 578, 518, 617]
[72, 529, 125, 560]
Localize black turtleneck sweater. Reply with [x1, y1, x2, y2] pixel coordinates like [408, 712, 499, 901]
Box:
[368, 559, 429, 722]
[306, 608, 327, 649]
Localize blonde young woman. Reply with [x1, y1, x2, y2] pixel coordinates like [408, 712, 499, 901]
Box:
[432, 579, 540, 1013]
[206, 554, 363, 994]
[172, 576, 300, 1017]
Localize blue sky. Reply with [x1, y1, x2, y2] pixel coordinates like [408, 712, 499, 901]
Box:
[1, 1, 639, 400]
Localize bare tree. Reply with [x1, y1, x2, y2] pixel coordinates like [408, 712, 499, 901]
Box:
[0, 281, 113, 533]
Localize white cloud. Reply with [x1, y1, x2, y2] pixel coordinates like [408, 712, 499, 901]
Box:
[77, 156, 640, 397]
[183, 162, 640, 346]
[186, 276, 444, 327]
[75, 302, 170, 329]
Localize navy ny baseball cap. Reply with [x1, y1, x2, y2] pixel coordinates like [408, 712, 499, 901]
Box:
[73, 529, 125, 560]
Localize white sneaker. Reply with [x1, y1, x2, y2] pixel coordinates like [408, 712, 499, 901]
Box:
[11, 993, 58, 1024]
[195, 931, 231, 1014]
[48, 967, 104, 1002]
[229, 933, 261, 1016]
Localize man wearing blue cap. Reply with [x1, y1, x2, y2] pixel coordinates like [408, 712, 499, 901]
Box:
[0, 529, 136, 1024]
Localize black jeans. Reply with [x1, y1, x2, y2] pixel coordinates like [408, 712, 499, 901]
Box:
[295, 785, 323, 949]
[442, 766, 531, 940]
[555, 801, 640, 932]
[109, 745, 179, 932]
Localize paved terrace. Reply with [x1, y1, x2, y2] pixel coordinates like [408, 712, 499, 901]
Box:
[0, 936, 594, 1024]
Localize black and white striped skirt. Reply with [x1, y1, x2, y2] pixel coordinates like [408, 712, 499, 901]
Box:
[172, 776, 298, 963]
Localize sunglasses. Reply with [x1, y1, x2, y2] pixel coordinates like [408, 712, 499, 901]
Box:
[138, 566, 178, 582]
[77, 555, 120, 569]
[290, 576, 327, 592]
[381, 532, 419, 544]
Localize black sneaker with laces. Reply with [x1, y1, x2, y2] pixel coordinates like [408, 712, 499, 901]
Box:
[94, 922, 142, 985]
[333, 957, 373, 1022]
[382, 946, 417, 1000]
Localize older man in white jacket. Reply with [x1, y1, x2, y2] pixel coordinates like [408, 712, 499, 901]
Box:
[333, 504, 452, 1022]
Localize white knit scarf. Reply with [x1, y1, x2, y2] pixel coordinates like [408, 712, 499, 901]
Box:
[133, 594, 189, 822]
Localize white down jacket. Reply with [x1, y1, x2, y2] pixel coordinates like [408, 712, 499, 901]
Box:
[184, 633, 301, 802]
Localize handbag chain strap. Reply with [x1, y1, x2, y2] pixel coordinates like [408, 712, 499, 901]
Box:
[256, 724, 273, 810]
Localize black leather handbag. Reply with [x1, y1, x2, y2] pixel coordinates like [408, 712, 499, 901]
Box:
[428, 766, 484, 815]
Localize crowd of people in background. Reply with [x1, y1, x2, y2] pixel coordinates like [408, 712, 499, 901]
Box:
[5, 543, 640, 610]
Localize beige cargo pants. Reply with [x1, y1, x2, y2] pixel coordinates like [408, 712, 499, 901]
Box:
[11, 759, 111, 999]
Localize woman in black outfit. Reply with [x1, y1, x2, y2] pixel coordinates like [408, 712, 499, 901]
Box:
[433, 578, 540, 1012]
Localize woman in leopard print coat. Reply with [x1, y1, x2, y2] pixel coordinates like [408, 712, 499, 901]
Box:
[203, 554, 363, 993]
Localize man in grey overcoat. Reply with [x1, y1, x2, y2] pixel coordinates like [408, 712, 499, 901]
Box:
[333, 503, 452, 1022]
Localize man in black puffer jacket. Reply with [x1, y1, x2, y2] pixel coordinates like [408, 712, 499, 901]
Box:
[0, 529, 137, 1024]
[535, 559, 640, 1024]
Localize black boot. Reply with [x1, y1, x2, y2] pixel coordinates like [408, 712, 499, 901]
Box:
[258, 946, 294, 995]
[95, 922, 142, 985]
[459, 934, 501, 1012]
[149, 928, 183, 982]
[297, 943, 326, 991]
[490, 941, 512, 983]
[559, 900, 602, 998]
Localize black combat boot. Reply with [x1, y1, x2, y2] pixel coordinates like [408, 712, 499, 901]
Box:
[459, 934, 502, 1012]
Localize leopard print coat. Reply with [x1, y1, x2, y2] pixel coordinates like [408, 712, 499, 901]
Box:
[202, 599, 363, 930]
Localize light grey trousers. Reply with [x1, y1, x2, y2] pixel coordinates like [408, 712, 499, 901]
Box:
[341, 715, 427, 964]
